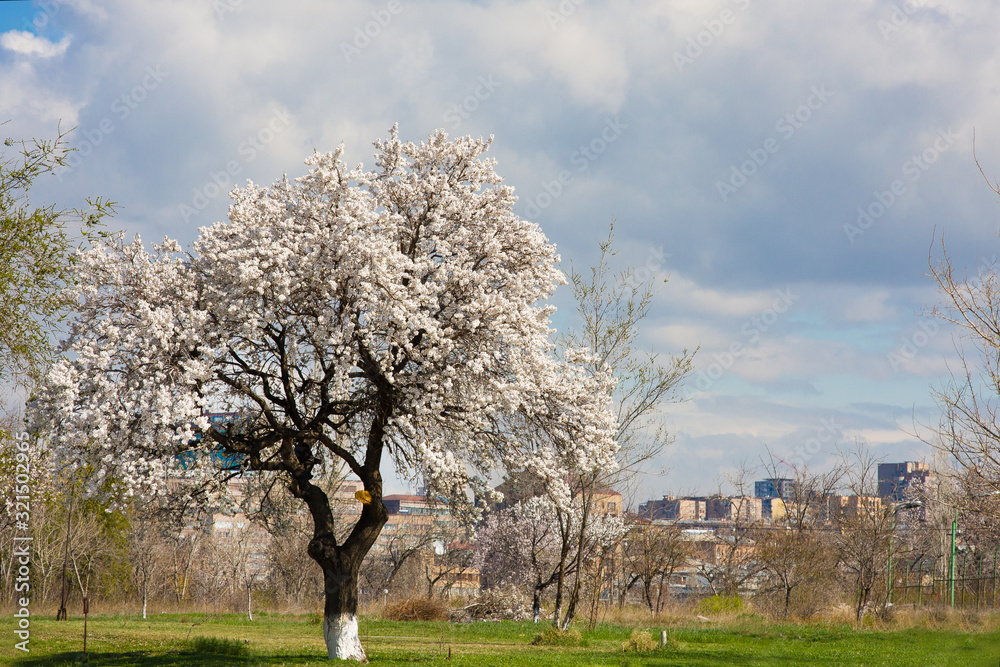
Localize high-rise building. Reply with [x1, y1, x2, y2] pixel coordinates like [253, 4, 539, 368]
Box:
[754, 478, 795, 500]
[877, 461, 932, 501]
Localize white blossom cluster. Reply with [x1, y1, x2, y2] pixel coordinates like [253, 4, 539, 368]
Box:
[475, 495, 563, 589]
[33, 127, 618, 508]
[475, 494, 625, 591]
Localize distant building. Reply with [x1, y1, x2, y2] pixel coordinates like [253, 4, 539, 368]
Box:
[878, 462, 933, 501]
[638, 496, 708, 521]
[754, 478, 796, 500]
[762, 497, 786, 523]
[637, 496, 674, 520]
[491, 474, 622, 516]
[706, 496, 763, 522]
[638, 495, 764, 523]
[382, 494, 452, 516]
[378, 493, 479, 598]
[676, 498, 707, 521]
[590, 487, 623, 516]
[822, 494, 883, 520]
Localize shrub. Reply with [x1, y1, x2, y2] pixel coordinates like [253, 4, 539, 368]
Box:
[383, 598, 450, 622]
[622, 629, 658, 653]
[531, 626, 581, 646]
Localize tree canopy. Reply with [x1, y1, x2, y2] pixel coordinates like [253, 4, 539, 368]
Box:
[0, 129, 112, 389]
[34, 126, 618, 660]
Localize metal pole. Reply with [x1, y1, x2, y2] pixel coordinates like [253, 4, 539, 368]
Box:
[950, 508, 957, 608]
[977, 552, 983, 609]
[992, 546, 1000, 607]
[917, 557, 923, 606]
[83, 596, 89, 657]
[962, 551, 969, 607]
[888, 534, 893, 605]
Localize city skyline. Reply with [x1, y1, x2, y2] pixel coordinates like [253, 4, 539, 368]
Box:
[2, 1, 998, 494]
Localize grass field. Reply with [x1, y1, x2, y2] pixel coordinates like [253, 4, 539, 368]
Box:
[1, 612, 999, 666]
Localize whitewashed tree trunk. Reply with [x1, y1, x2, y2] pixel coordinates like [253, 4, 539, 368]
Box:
[324, 613, 366, 661]
[302, 478, 387, 662]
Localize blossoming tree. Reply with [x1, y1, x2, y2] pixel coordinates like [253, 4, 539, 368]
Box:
[36, 128, 617, 661]
[475, 494, 624, 624]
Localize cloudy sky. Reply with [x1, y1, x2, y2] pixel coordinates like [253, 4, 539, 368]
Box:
[3, 0, 999, 502]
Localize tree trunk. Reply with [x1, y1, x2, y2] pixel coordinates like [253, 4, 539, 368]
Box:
[855, 579, 867, 621]
[560, 488, 592, 631]
[289, 393, 392, 661]
[551, 534, 569, 628]
[298, 468, 387, 662]
[316, 548, 367, 660]
[619, 574, 637, 609]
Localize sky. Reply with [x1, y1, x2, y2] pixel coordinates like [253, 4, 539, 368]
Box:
[2, 0, 999, 503]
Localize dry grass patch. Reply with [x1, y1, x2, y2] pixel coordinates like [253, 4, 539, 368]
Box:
[382, 598, 450, 622]
[530, 626, 582, 646]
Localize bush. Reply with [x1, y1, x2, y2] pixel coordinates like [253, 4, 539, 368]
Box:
[463, 586, 531, 621]
[622, 629, 658, 653]
[697, 595, 744, 615]
[383, 598, 450, 622]
[531, 626, 581, 646]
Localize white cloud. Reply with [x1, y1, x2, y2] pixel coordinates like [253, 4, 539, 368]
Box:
[1, 30, 71, 58]
[6, 0, 996, 499]
[657, 273, 790, 318]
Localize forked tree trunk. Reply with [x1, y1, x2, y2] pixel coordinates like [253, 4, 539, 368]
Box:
[312, 529, 386, 660]
[300, 474, 387, 662]
[290, 396, 392, 660]
[560, 487, 592, 631]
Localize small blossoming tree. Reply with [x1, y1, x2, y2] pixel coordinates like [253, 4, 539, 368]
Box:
[35, 128, 617, 661]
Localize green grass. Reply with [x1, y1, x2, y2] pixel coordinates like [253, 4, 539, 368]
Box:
[0, 613, 998, 666]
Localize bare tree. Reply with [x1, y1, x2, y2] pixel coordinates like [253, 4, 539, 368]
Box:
[753, 528, 836, 619]
[834, 444, 905, 621]
[696, 467, 762, 598]
[269, 527, 322, 609]
[359, 522, 433, 601]
[552, 223, 694, 629]
[166, 530, 202, 604]
[423, 535, 476, 599]
[751, 452, 843, 618]
[926, 162, 1000, 501]
[126, 514, 167, 619]
[623, 520, 690, 615]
